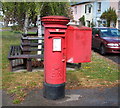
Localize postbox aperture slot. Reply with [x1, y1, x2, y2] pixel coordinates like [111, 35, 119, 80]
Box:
[50, 32, 65, 34]
[53, 38, 61, 51]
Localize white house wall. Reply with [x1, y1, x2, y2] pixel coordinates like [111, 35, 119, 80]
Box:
[71, 2, 94, 26]
[71, 0, 119, 28]
[83, 3, 93, 26]
[109, 0, 119, 29]
[93, 0, 110, 27]
[71, 4, 83, 21]
[118, 1, 120, 29]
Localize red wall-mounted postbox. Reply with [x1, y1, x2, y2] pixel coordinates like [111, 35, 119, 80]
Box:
[66, 25, 92, 63]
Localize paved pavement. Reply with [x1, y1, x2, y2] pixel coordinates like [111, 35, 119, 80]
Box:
[105, 53, 120, 64]
[93, 49, 120, 65]
[2, 86, 119, 106]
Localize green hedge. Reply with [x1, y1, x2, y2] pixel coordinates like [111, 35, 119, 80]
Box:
[11, 25, 22, 31]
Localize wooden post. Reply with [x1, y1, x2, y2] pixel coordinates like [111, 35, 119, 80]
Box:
[9, 60, 13, 72]
[77, 63, 81, 69]
[27, 59, 32, 72]
[23, 58, 27, 69]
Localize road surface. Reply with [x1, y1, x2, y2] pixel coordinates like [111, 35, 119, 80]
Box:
[2, 87, 119, 107]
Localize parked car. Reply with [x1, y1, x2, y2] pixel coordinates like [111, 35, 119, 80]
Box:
[92, 27, 120, 55]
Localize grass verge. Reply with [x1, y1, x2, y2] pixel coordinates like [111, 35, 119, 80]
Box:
[2, 31, 119, 104]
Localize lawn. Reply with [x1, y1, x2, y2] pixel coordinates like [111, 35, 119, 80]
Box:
[1, 30, 119, 104]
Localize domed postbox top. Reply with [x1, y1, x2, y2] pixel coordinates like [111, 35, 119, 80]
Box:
[41, 16, 70, 25]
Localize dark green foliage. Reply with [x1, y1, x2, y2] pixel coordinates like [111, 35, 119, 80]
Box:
[91, 21, 95, 28]
[11, 25, 22, 31]
[2, 2, 35, 29]
[100, 7, 117, 27]
[40, 2, 73, 18]
[79, 15, 85, 26]
[2, 2, 73, 31]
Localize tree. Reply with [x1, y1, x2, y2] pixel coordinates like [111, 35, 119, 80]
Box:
[79, 15, 85, 26]
[100, 7, 117, 27]
[2, 2, 44, 32]
[40, 2, 73, 19]
[2, 2, 73, 32]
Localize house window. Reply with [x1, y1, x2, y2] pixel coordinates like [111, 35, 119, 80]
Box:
[118, 21, 120, 29]
[88, 5, 91, 13]
[119, 1, 120, 10]
[97, 20, 102, 27]
[75, 6, 77, 14]
[85, 5, 87, 13]
[97, 2, 101, 12]
[85, 4, 92, 14]
[86, 20, 90, 27]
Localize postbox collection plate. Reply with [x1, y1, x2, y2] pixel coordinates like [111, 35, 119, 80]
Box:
[53, 38, 61, 51]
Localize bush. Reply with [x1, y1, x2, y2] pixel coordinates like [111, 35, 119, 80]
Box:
[79, 15, 85, 26]
[11, 25, 22, 31]
[100, 7, 117, 27]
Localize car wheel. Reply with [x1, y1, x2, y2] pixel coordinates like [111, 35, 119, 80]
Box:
[100, 45, 106, 55]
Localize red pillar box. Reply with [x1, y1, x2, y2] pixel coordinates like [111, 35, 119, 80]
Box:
[41, 16, 70, 100]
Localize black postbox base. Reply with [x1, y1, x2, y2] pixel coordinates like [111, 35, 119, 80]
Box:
[43, 82, 65, 100]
